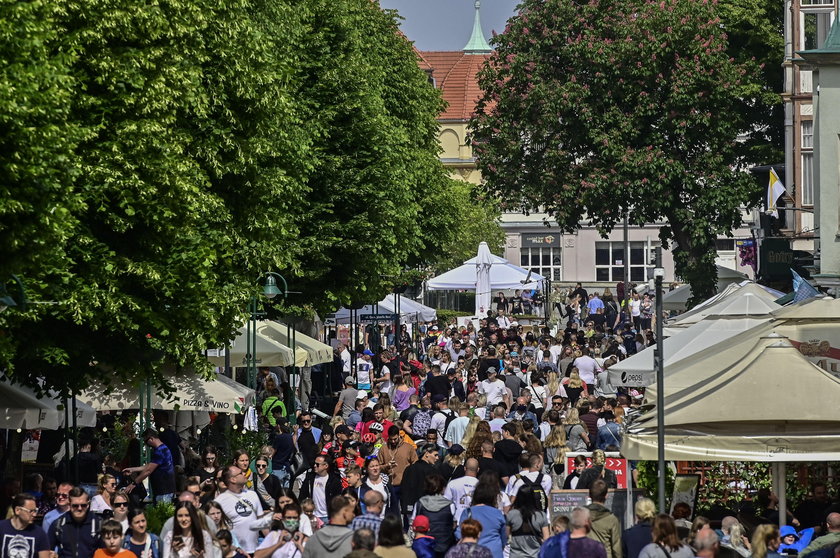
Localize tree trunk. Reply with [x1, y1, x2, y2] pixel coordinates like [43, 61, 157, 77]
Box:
[670, 225, 718, 308]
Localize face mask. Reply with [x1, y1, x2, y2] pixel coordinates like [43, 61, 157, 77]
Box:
[283, 519, 299, 532]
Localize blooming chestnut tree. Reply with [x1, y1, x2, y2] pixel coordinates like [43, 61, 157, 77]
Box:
[471, 0, 765, 304]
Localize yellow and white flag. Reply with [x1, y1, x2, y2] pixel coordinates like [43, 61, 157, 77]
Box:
[767, 167, 786, 218]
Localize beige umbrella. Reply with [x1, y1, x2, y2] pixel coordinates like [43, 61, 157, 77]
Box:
[0, 382, 96, 430]
[208, 326, 295, 368]
[257, 321, 328, 366]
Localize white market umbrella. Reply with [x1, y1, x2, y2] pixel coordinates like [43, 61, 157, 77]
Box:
[79, 371, 255, 414]
[0, 382, 96, 430]
[329, 295, 437, 324]
[207, 326, 295, 368]
[475, 242, 493, 317]
[257, 321, 329, 366]
[427, 251, 544, 291]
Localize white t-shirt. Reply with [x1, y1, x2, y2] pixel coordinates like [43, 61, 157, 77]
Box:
[630, 299, 641, 317]
[215, 489, 264, 552]
[340, 349, 351, 373]
[488, 418, 508, 433]
[365, 478, 389, 517]
[505, 470, 553, 500]
[478, 378, 507, 406]
[90, 494, 111, 512]
[312, 475, 328, 518]
[431, 409, 454, 445]
[356, 359, 372, 389]
[377, 364, 393, 396]
[572, 356, 600, 385]
[256, 532, 300, 558]
[444, 475, 478, 523]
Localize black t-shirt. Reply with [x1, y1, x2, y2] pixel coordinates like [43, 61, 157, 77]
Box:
[477, 357, 498, 381]
[591, 313, 607, 331]
[0, 519, 50, 558]
[477, 457, 506, 486]
[399, 405, 420, 423]
[424, 375, 451, 399]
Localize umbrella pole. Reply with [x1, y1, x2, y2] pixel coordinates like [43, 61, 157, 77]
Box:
[776, 462, 788, 528]
[63, 396, 71, 480]
[72, 393, 78, 483]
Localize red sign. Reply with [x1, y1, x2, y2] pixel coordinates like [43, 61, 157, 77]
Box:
[566, 456, 628, 489]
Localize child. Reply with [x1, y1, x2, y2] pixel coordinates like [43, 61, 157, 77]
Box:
[95, 519, 136, 558]
[411, 515, 435, 558]
[300, 498, 323, 531]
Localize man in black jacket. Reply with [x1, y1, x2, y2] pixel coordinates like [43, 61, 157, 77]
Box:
[49, 487, 102, 558]
[400, 444, 440, 518]
[298, 455, 342, 525]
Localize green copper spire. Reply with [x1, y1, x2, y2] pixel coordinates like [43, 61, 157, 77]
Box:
[463, 0, 492, 53]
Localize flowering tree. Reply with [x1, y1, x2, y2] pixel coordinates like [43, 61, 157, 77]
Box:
[471, 0, 765, 304]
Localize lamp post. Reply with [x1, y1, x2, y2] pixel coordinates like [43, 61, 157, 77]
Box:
[245, 272, 289, 389]
[653, 246, 666, 512]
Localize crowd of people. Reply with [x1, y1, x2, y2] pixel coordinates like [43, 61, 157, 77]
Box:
[2, 287, 839, 558]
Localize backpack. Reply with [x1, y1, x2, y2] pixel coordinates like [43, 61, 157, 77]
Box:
[516, 472, 549, 511]
[412, 409, 432, 439]
[439, 409, 457, 439]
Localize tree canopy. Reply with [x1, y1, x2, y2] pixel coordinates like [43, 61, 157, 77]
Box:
[471, 0, 766, 304]
[0, 0, 495, 393]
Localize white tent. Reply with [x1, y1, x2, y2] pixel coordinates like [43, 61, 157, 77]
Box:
[78, 372, 254, 414]
[329, 294, 437, 324]
[427, 248, 544, 291]
[663, 282, 782, 335]
[208, 326, 296, 368]
[660, 266, 751, 311]
[624, 335, 840, 461]
[257, 321, 332, 366]
[0, 382, 96, 430]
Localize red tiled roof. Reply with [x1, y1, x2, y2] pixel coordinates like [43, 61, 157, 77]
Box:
[421, 50, 490, 122]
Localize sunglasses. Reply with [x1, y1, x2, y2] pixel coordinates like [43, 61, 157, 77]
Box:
[300, 420, 311, 424]
[256, 464, 267, 469]
[71, 503, 89, 510]
[56, 494, 70, 500]
[113, 502, 128, 508]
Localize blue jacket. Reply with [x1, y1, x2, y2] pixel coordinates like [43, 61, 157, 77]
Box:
[621, 520, 652, 558]
[49, 511, 102, 558]
[414, 495, 455, 554]
[456, 505, 507, 557]
[412, 535, 436, 558]
[539, 531, 569, 558]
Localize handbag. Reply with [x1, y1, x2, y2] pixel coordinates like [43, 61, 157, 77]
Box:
[290, 451, 307, 478]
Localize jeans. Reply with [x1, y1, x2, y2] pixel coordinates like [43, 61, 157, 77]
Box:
[154, 492, 174, 504]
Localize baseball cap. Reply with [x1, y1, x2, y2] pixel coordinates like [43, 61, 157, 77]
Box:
[487, 366, 497, 375]
[413, 515, 430, 533]
[344, 376, 356, 385]
[335, 425, 353, 437]
[448, 444, 465, 456]
[363, 349, 375, 356]
[356, 391, 369, 400]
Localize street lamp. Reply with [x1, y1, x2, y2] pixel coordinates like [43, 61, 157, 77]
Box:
[653, 247, 666, 512]
[246, 273, 289, 389]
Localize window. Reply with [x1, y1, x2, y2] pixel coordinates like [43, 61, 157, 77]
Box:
[802, 152, 814, 206]
[801, 120, 813, 149]
[801, 10, 834, 51]
[520, 246, 562, 281]
[715, 239, 736, 251]
[594, 242, 658, 282]
[801, 119, 814, 207]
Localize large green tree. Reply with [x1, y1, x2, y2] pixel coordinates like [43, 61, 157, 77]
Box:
[1, 0, 485, 392]
[471, 0, 765, 304]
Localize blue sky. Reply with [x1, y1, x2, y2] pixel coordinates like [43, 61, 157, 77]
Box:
[378, 0, 519, 51]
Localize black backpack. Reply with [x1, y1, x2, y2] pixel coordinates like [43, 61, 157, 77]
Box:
[516, 472, 549, 511]
[441, 409, 458, 439]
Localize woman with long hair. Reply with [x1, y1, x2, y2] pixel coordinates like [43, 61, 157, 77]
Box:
[197, 447, 218, 485]
[445, 519, 492, 558]
[465, 426, 493, 461]
[253, 455, 280, 511]
[460, 415, 482, 449]
[752, 523, 782, 558]
[576, 449, 618, 489]
[125, 507, 162, 558]
[543, 425, 568, 489]
[379, 393, 397, 422]
[162, 502, 217, 558]
[562, 407, 590, 452]
[563, 369, 587, 407]
[201, 501, 237, 541]
[374, 514, 416, 558]
[392, 374, 416, 412]
[506, 486, 550, 558]
[638, 514, 694, 558]
[232, 450, 253, 490]
[359, 456, 390, 516]
[458, 471, 506, 557]
[91, 474, 118, 512]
